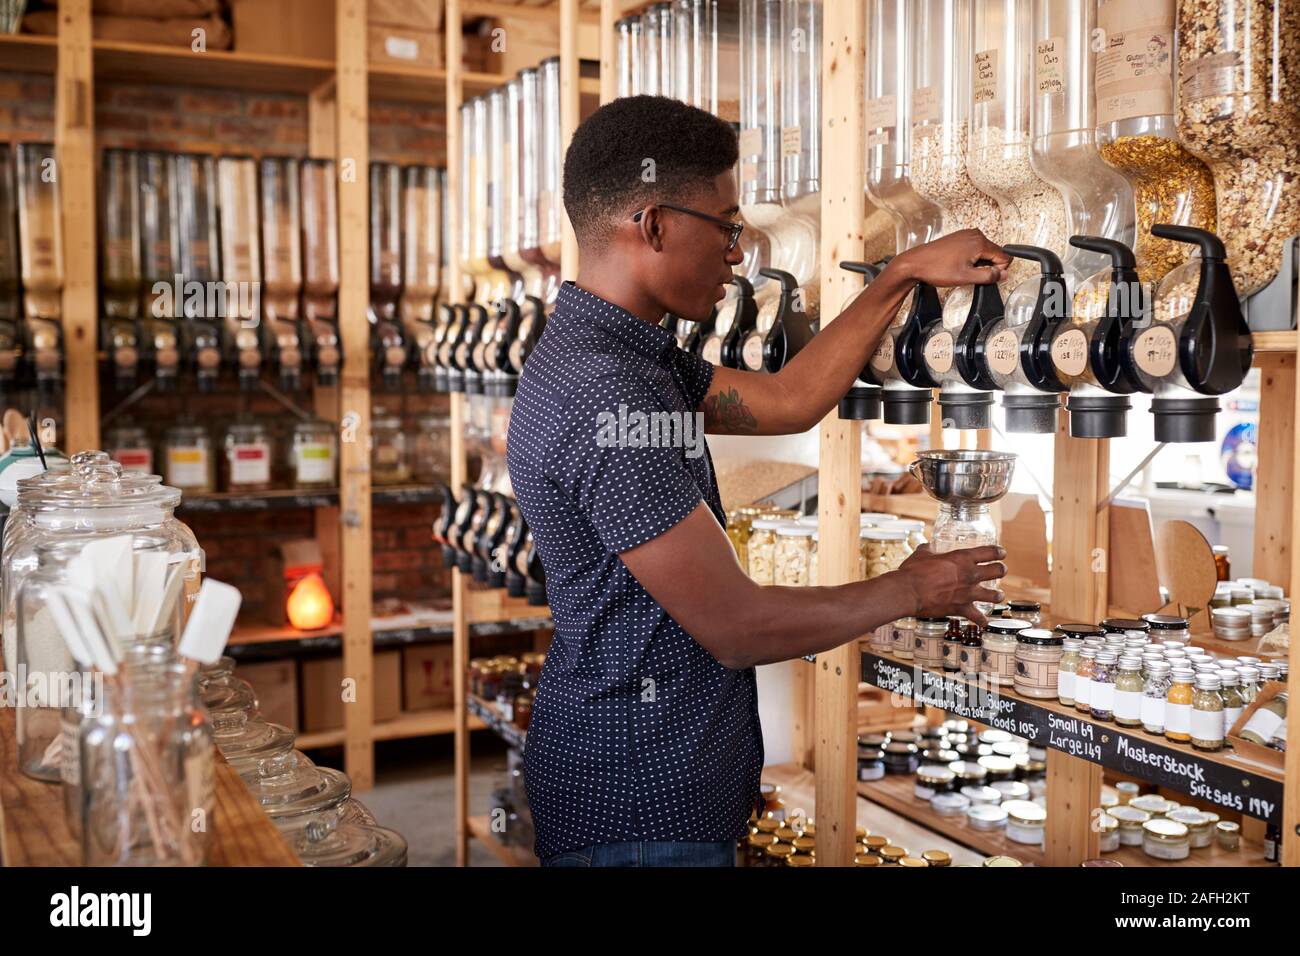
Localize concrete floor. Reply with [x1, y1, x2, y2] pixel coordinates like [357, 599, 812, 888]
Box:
[319, 735, 520, 867]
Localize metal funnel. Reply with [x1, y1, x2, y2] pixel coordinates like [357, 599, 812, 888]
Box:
[907, 449, 1017, 507]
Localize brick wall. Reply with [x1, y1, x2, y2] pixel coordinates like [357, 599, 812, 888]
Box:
[1, 71, 455, 624]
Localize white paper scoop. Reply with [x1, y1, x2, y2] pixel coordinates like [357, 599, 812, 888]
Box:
[178, 579, 241, 664]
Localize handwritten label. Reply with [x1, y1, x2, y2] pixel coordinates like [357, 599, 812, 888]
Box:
[912, 85, 939, 124]
[865, 94, 896, 131]
[870, 334, 895, 373]
[739, 126, 763, 158]
[973, 49, 999, 104]
[923, 330, 955, 375]
[781, 125, 803, 157]
[1035, 37, 1065, 96]
[1051, 328, 1089, 378]
[1133, 325, 1177, 377]
[985, 328, 1020, 377]
[742, 333, 765, 371]
[1179, 51, 1241, 101]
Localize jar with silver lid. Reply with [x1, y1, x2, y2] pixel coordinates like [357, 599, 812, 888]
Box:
[1006, 600, 1041, 625]
[1191, 673, 1225, 752]
[1090, 651, 1119, 722]
[1013, 627, 1062, 699]
[912, 617, 947, 668]
[1142, 613, 1190, 644]
[981, 619, 1032, 686]
[1114, 657, 1145, 727]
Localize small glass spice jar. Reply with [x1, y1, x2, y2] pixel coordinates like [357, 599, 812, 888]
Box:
[981, 619, 1032, 686]
[222, 419, 273, 492]
[104, 423, 154, 475]
[1006, 600, 1041, 625]
[1191, 672, 1225, 752]
[371, 415, 410, 485]
[1089, 652, 1119, 722]
[1013, 627, 1063, 699]
[942, 617, 964, 672]
[912, 617, 947, 668]
[1142, 819, 1190, 862]
[289, 419, 337, 489]
[1003, 800, 1046, 846]
[1057, 636, 1082, 706]
[1215, 821, 1240, 851]
[1164, 668, 1196, 743]
[1114, 657, 1146, 728]
[1168, 808, 1216, 849]
[1217, 668, 1244, 733]
[163, 422, 216, 492]
[1142, 614, 1190, 644]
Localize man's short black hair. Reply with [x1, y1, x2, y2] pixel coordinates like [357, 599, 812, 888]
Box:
[563, 95, 739, 245]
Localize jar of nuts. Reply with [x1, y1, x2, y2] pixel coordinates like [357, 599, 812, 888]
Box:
[861, 527, 913, 579]
[774, 526, 815, 587]
[747, 518, 782, 584]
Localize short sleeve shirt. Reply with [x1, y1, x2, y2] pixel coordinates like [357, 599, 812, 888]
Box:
[506, 282, 764, 859]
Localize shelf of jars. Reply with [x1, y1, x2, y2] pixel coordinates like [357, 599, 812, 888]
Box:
[226, 612, 551, 652]
[175, 484, 443, 513]
[0, 702, 299, 867]
[466, 694, 527, 750]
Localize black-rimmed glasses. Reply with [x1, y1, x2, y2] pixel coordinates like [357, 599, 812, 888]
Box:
[632, 203, 744, 252]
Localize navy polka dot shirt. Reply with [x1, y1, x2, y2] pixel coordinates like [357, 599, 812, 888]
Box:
[507, 282, 764, 859]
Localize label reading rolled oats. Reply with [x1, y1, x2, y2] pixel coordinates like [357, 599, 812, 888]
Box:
[924, 330, 955, 375]
[973, 49, 999, 104]
[986, 329, 1021, 377]
[1133, 325, 1177, 377]
[1095, 1, 1174, 126]
[739, 126, 764, 158]
[1051, 328, 1089, 377]
[865, 94, 896, 131]
[1035, 37, 1066, 96]
[912, 85, 939, 124]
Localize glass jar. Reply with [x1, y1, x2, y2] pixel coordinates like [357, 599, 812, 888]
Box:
[1175, 0, 1300, 296]
[915, 764, 955, 800]
[1212, 544, 1231, 582]
[163, 422, 215, 493]
[892, 617, 915, 660]
[408, 413, 449, 485]
[289, 419, 337, 490]
[292, 811, 408, 868]
[747, 518, 781, 584]
[1238, 691, 1287, 749]
[1013, 627, 1063, 699]
[1142, 614, 1190, 644]
[104, 423, 153, 475]
[239, 748, 352, 834]
[371, 415, 410, 485]
[1233, 665, 1260, 705]
[1097, 812, 1120, 853]
[1003, 799, 1046, 846]
[1110, 805, 1151, 845]
[858, 745, 885, 782]
[1114, 657, 1145, 728]
[981, 619, 1030, 686]
[1168, 808, 1216, 849]
[860, 526, 913, 578]
[1006, 600, 1041, 626]
[883, 741, 919, 775]
[222, 420, 273, 492]
[11, 457, 199, 782]
[1164, 668, 1195, 743]
[960, 623, 983, 677]
[913, 616, 948, 668]
[80, 658, 213, 865]
[1141, 819, 1190, 862]
[894, 519, 927, 552]
[1057, 635, 1082, 705]
[1095, 0, 1216, 284]
[1074, 644, 1098, 714]
[774, 525, 814, 587]
[943, 617, 965, 673]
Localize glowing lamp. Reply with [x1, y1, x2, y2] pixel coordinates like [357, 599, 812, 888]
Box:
[266, 539, 335, 629]
[286, 571, 334, 630]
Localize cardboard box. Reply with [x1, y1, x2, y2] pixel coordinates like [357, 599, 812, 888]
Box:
[368, 23, 444, 70]
[236, 659, 299, 731]
[301, 650, 403, 731]
[231, 0, 335, 60]
[369, 0, 443, 30]
[403, 642, 454, 711]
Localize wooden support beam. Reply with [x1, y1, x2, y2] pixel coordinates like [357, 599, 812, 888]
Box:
[1051, 426, 1109, 622]
[1044, 748, 1102, 865]
[560, 0, 580, 279]
[1287, 330, 1300, 866]
[56, 0, 98, 454]
[813, 0, 864, 869]
[336, 0, 374, 792]
[1254, 353, 1294, 586]
[599, 0, 618, 104]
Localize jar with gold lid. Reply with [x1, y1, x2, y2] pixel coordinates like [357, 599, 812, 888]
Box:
[786, 853, 815, 868]
[897, 856, 929, 867]
[879, 845, 907, 865]
[1141, 819, 1190, 861]
[1109, 805, 1151, 846]
[792, 836, 815, 855]
[1168, 808, 1216, 849]
[921, 849, 951, 867]
[1097, 812, 1120, 853]
[763, 841, 796, 867]
[1215, 821, 1240, 851]
[982, 855, 1022, 867]
[1003, 799, 1047, 846]
[1129, 795, 1177, 818]
[854, 852, 881, 867]
[863, 834, 890, 854]
[745, 831, 776, 866]
[758, 782, 785, 821]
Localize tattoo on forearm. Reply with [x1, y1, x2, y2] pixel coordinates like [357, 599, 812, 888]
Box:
[703, 386, 759, 433]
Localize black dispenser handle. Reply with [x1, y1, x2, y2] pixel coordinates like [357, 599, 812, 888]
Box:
[896, 282, 944, 388]
[1150, 223, 1253, 395]
[1002, 244, 1069, 392]
[955, 263, 1004, 391]
[758, 267, 813, 372]
[1069, 234, 1146, 393]
[720, 275, 757, 369]
[838, 260, 884, 281]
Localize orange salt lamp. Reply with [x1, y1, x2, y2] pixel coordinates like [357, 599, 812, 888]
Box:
[286, 571, 334, 630]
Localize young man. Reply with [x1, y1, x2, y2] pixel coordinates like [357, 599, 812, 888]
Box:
[506, 96, 1011, 867]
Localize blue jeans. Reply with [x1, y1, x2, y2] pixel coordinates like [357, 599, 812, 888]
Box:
[542, 840, 736, 868]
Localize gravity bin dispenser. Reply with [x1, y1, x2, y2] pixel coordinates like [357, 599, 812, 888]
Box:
[216, 156, 265, 391]
[259, 156, 305, 393]
[301, 158, 342, 388]
[369, 161, 406, 393]
[99, 149, 142, 392]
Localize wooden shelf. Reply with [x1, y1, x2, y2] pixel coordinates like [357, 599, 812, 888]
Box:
[178, 484, 442, 513]
[0, 701, 298, 866]
[296, 707, 485, 750]
[1250, 330, 1297, 354]
[861, 646, 1285, 824]
[228, 608, 549, 650]
[856, 775, 1046, 865]
[467, 813, 537, 867]
[93, 40, 335, 94]
[467, 694, 527, 749]
[0, 34, 57, 74]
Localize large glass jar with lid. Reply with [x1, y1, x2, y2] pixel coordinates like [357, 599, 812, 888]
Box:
[239, 747, 352, 835]
[747, 517, 781, 584]
[289, 419, 337, 490]
[163, 420, 215, 493]
[11, 454, 200, 781]
[1094, 0, 1216, 283]
[773, 525, 814, 587]
[222, 418, 274, 492]
[861, 526, 913, 579]
[292, 810, 409, 867]
[371, 414, 411, 485]
[1175, 0, 1300, 297]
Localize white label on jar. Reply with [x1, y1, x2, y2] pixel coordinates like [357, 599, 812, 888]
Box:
[1075, 675, 1092, 707]
[781, 125, 803, 157]
[741, 333, 764, 371]
[1224, 705, 1243, 733]
[1191, 708, 1224, 743]
[870, 334, 895, 373]
[701, 336, 722, 365]
[985, 329, 1020, 377]
[912, 85, 939, 124]
[1091, 681, 1116, 713]
[738, 126, 763, 159]
[867, 129, 891, 149]
[973, 49, 999, 104]
[1035, 37, 1065, 96]
[1057, 668, 1076, 700]
[865, 94, 896, 131]
[1095, 3, 1174, 126]
[1143, 838, 1189, 861]
[384, 35, 420, 61]
[167, 446, 209, 488]
[1141, 694, 1165, 730]
[859, 763, 884, 782]
[924, 330, 954, 375]
[113, 447, 153, 473]
[229, 443, 270, 485]
[1239, 707, 1284, 744]
[1114, 689, 1143, 722]
[1051, 328, 1089, 377]
[1165, 702, 1192, 735]
[1133, 325, 1177, 377]
[1179, 51, 1240, 101]
[294, 443, 335, 484]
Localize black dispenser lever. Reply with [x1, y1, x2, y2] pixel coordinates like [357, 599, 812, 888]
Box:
[758, 267, 814, 372]
[836, 260, 884, 421]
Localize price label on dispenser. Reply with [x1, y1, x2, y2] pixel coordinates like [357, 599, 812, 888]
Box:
[986, 329, 1020, 377]
[870, 335, 895, 374]
[923, 331, 955, 376]
[1133, 325, 1177, 378]
[1050, 328, 1089, 378]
